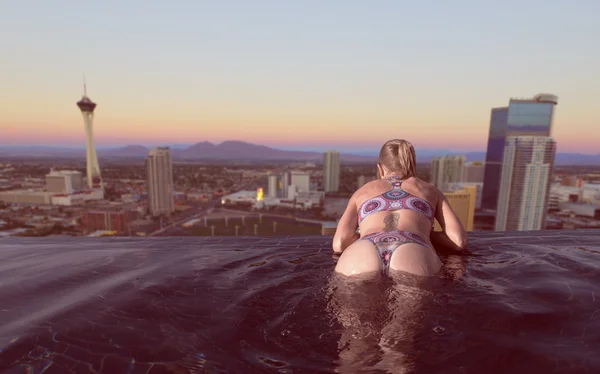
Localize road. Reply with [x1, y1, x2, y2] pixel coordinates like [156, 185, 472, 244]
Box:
[148, 198, 222, 236]
[148, 180, 260, 236]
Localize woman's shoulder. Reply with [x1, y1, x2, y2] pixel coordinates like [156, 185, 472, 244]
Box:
[403, 177, 441, 201]
[406, 176, 436, 190]
[353, 179, 388, 202]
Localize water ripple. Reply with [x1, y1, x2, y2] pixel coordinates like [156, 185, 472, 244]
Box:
[0, 234, 599, 373]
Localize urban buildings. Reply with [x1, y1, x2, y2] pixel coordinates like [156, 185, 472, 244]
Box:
[76, 83, 103, 189]
[45, 170, 83, 193]
[289, 171, 310, 199]
[556, 202, 600, 219]
[221, 187, 324, 211]
[51, 190, 104, 206]
[434, 185, 477, 232]
[81, 207, 138, 234]
[464, 162, 485, 183]
[281, 172, 289, 199]
[550, 183, 600, 205]
[482, 93, 558, 211]
[495, 137, 556, 231]
[560, 176, 584, 188]
[146, 147, 175, 217]
[431, 155, 466, 190]
[267, 175, 278, 198]
[323, 151, 340, 193]
[445, 182, 483, 210]
[0, 190, 55, 205]
[0, 169, 102, 206]
[254, 170, 323, 209]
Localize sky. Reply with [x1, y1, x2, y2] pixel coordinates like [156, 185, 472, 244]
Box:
[1, 0, 599, 154]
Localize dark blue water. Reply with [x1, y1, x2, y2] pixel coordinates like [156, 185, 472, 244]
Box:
[0, 230, 599, 373]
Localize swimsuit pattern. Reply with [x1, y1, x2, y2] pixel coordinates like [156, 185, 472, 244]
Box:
[357, 176, 435, 275]
[357, 176, 434, 224]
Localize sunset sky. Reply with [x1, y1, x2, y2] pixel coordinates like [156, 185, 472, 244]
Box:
[1, 0, 599, 153]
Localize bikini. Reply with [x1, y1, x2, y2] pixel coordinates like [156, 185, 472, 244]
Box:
[357, 176, 435, 274]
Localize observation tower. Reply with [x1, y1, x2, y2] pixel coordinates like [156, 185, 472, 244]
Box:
[76, 82, 103, 189]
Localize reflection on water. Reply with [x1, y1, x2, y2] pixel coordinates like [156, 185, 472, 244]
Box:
[325, 256, 465, 373]
[0, 232, 599, 373]
[327, 274, 429, 373]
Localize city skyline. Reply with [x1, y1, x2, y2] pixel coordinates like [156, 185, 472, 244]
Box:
[2, 1, 599, 153]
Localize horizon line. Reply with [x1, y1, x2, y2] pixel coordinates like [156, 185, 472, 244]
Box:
[1, 143, 599, 156]
[0, 142, 485, 153]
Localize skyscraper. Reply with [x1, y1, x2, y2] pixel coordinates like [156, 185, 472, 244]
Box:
[495, 136, 556, 231]
[482, 93, 558, 211]
[280, 171, 290, 199]
[464, 162, 485, 183]
[290, 171, 310, 193]
[267, 175, 278, 198]
[146, 147, 175, 217]
[433, 185, 477, 232]
[430, 155, 466, 190]
[323, 151, 340, 193]
[45, 170, 83, 193]
[76, 83, 102, 189]
[357, 175, 366, 189]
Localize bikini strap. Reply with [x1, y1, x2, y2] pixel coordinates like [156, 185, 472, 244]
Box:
[386, 176, 404, 189]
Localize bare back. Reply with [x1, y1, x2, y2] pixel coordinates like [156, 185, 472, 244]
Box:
[354, 177, 439, 243]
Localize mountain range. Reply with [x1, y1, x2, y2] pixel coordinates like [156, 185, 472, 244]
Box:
[0, 141, 599, 165]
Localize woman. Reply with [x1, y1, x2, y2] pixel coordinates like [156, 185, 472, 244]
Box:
[332, 139, 468, 277]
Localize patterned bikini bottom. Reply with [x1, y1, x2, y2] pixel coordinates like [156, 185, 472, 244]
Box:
[361, 230, 432, 275]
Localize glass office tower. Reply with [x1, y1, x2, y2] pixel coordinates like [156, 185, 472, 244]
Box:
[481, 94, 558, 211]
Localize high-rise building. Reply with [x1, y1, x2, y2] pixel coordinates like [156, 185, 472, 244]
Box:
[146, 147, 175, 217]
[76, 83, 102, 189]
[431, 155, 466, 190]
[482, 93, 558, 211]
[357, 175, 366, 189]
[267, 175, 278, 198]
[445, 182, 483, 210]
[464, 162, 485, 183]
[495, 136, 556, 231]
[323, 151, 340, 192]
[280, 171, 290, 199]
[285, 171, 311, 200]
[290, 171, 310, 193]
[45, 170, 83, 193]
[433, 185, 476, 232]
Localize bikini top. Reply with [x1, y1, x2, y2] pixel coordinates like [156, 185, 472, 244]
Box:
[357, 176, 435, 224]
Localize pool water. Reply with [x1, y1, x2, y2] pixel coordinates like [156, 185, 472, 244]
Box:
[0, 231, 598, 373]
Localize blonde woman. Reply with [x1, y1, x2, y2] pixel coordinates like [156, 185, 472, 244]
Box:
[333, 139, 468, 277]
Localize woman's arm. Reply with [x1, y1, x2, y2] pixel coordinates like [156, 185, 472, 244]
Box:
[332, 194, 360, 253]
[430, 231, 467, 255]
[434, 190, 468, 250]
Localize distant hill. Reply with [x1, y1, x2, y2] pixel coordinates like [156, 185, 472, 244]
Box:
[0, 141, 376, 163]
[0, 142, 598, 165]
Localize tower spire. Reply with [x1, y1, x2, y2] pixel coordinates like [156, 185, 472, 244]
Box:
[83, 74, 87, 96]
[76, 77, 102, 190]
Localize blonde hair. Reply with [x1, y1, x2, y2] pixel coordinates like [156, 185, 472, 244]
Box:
[378, 139, 417, 179]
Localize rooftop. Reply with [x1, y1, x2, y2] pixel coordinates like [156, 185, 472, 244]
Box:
[0, 189, 54, 196]
[510, 93, 559, 105]
[47, 170, 82, 177]
[0, 229, 598, 372]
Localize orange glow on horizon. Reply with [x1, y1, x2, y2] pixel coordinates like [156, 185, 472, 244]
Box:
[0, 114, 597, 153]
